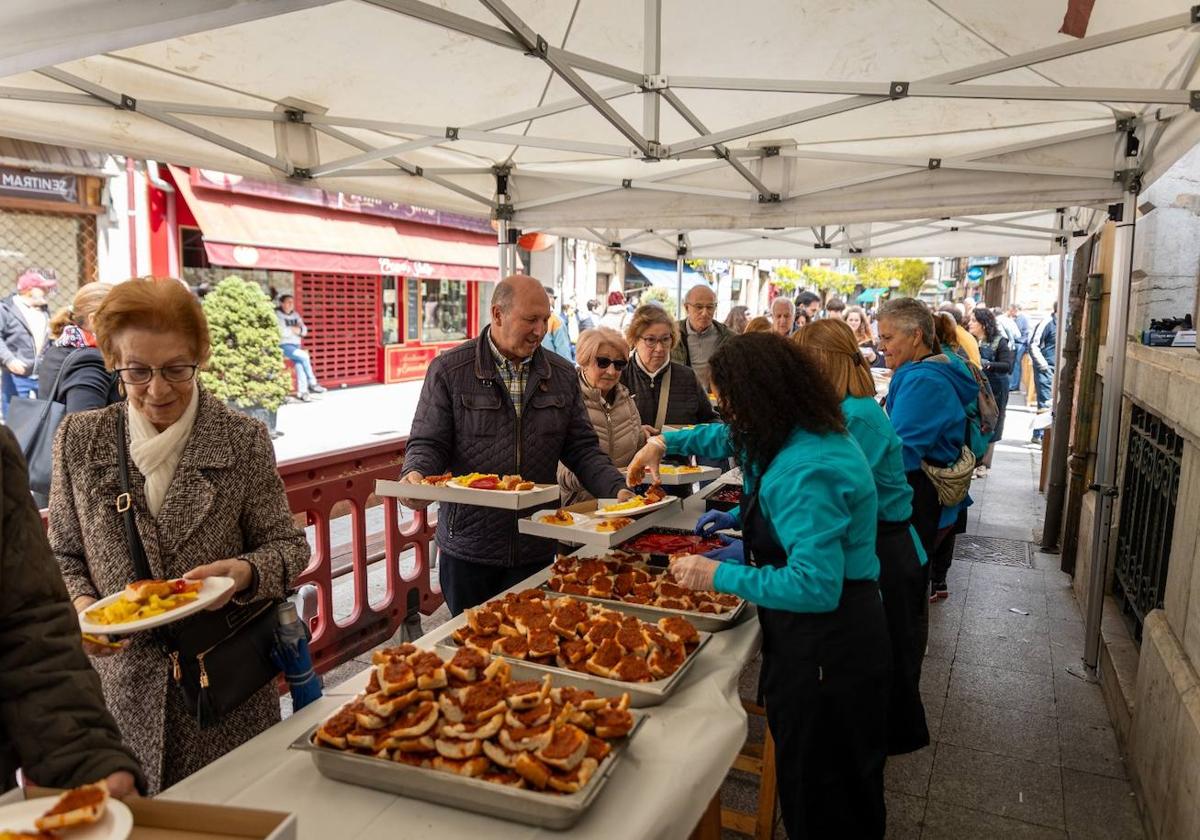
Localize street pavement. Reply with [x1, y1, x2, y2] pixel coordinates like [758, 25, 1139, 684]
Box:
[272, 380, 424, 463]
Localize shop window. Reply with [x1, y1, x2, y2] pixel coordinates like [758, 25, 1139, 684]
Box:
[179, 227, 292, 300]
[421, 278, 467, 343]
[180, 226, 209, 268]
[595, 272, 611, 299]
[382, 275, 402, 344]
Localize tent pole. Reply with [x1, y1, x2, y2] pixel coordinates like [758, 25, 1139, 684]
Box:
[675, 255, 684, 318]
[1079, 191, 1137, 678]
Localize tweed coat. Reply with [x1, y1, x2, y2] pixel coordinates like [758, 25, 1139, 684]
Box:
[557, 370, 645, 506]
[48, 389, 310, 794]
[0, 425, 143, 793]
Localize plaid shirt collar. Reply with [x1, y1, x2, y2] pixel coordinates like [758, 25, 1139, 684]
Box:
[487, 329, 532, 415]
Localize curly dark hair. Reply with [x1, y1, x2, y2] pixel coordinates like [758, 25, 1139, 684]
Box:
[971, 306, 999, 342]
[709, 333, 845, 475]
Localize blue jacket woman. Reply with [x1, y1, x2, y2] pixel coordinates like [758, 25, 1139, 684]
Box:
[627, 333, 891, 839]
[877, 298, 980, 601]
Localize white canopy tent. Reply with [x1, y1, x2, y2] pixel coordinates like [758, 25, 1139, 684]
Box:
[0, 0, 1195, 262]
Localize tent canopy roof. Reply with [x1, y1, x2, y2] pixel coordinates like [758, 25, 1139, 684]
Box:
[0, 0, 1196, 255]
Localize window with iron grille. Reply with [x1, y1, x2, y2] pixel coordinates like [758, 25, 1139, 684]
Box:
[1114, 404, 1183, 642]
[0, 209, 97, 310]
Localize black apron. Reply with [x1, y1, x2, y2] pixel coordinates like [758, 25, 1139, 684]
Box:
[876, 519, 931, 755]
[744, 488, 891, 840]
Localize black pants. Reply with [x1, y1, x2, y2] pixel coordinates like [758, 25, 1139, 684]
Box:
[438, 551, 549, 615]
[876, 521, 930, 755]
[930, 508, 969, 587]
[761, 581, 891, 839]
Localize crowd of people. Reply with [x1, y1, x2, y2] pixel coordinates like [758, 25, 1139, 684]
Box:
[0, 267, 1058, 838]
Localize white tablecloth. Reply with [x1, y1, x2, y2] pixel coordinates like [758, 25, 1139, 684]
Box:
[161, 486, 763, 839]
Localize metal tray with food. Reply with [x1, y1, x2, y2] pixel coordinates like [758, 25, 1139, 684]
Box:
[376, 475, 559, 510]
[291, 714, 644, 830]
[517, 499, 679, 547]
[437, 632, 710, 708]
[541, 551, 747, 633]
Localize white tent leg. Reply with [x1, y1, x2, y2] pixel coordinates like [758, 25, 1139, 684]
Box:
[1079, 191, 1137, 678]
[676, 254, 684, 319]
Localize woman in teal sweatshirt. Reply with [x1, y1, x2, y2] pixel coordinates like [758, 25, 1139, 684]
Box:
[627, 333, 891, 839]
[793, 319, 930, 756]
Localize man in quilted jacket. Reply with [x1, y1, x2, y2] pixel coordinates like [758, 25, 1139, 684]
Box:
[399, 276, 632, 614]
[0, 425, 143, 795]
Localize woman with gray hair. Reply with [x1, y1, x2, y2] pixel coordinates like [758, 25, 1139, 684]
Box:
[557, 326, 645, 505]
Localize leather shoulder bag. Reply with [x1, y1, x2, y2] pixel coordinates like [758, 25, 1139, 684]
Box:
[115, 408, 283, 729]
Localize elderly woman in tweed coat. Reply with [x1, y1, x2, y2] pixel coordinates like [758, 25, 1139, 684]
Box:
[48, 278, 309, 794]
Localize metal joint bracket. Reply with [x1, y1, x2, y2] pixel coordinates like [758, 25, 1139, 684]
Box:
[1115, 117, 1135, 132]
[622, 178, 633, 189]
[291, 167, 312, 180]
[763, 146, 780, 158]
[118, 94, 136, 111]
[1073, 229, 1088, 237]
[445, 127, 459, 141]
[1056, 235, 1069, 246]
[889, 81, 909, 99]
[1088, 482, 1120, 498]
[1108, 202, 1124, 222]
[1190, 91, 1200, 112]
[676, 247, 688, 258]
[928, 158, 942, 170]
[493, 205, 514, 221]
[849, 247, 863, 254]
[1113, 168, 1142, 192]
[609, 242, 621, 249]
[284, 109, 306, 123]
[757, 193, 781, 203]
[535, 35, 549, 56]
[949, 226, 959, 232]
[1192, 5, 1200, 24]
[411, 166, 424, 177]
[643, 141, 665, 160]
[642, 75, 668, 90]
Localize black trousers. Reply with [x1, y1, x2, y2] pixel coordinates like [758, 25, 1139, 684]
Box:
[438, 551, 549, 616]
[930, 508, 969, 587]
[876, 521, 930, 755]
[760, 581, 891, 839]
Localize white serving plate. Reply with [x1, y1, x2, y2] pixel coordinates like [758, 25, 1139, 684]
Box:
[655, 464, 723, 485]
[77, 577, 234, 636]
[591, 496, 676, 519]
[0, 795, 133, 840]
[518, 503, 677, 547]
[376, 478, 559, 510]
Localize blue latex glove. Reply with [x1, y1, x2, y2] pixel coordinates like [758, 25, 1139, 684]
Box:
[695, 509, 736, 537]
[703, 535, 745, 565]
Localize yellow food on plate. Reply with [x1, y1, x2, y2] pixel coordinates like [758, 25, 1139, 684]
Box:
[540, 509, 575, 526]
[85, 590, 200, 626]
[601, 497, 647, 512]
[659, 465, 703, 475]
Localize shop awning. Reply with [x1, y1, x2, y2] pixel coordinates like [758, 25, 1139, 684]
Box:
[627, 255, 709, 293]
[857, 287, 888, 304]
[171, 166, 498, 282]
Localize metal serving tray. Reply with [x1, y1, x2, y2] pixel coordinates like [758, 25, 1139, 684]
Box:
[289, 713, 645, 831]
[436, 631, 711, 708]
[539, 573, 748, 634]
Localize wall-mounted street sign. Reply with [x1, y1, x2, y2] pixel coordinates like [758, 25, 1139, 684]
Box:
[0, 167, 78, 203]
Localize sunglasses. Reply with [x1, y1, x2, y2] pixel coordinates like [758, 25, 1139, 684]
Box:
[595, 356, 629, 370]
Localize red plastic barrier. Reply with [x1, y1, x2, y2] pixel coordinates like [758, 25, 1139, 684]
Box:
[277, 437, 442, 674]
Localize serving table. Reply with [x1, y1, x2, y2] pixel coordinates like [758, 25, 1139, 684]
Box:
[161, 486, 762, 839]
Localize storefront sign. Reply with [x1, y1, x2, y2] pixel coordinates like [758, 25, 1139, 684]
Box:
[192, 168, 492, 234]
[385, 345, 439, 383]
[202, 241, 498, 283]
[379, 257, 434, 277]
[0, 167, 78, 203]
[966, 266, 985, 281]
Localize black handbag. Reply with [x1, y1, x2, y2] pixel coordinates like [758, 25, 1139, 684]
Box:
[115, 408, 282, 729]
[8, 353, 80, 507]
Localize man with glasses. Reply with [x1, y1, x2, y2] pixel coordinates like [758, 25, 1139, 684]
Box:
[671, 284, 730, 392]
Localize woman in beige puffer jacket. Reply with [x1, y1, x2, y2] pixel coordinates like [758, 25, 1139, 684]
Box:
[558, 326, 645, 505]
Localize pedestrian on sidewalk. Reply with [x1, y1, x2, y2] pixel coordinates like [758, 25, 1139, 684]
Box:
[937, 303, 982, 367]
[876, 298, 978, 603]
[540, 287, 572, 361]
[1007, 303, 1031, 392]
[968, 307, 1013, 477]
[626, 332, 891, 840]
[276, 295, 326, 401]
[0, 268, 56, 419]
[1029, 303, 1057, 424]
[793, 319, 930, 755]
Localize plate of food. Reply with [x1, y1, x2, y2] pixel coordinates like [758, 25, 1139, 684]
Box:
[655, 464, 722, 485]
[77, 577, 234, 636]
[376, 474, 559, 510]
[532, 510, 633, 533]
[592, 485, 673, 518]
[0, 782, 133, 840]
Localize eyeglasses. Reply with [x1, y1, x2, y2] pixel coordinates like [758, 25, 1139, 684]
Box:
[115, 364, 199, 385]
[639, 336, 672, 348]
[686, 303, 716, 312]
[594, 356, 629, 370]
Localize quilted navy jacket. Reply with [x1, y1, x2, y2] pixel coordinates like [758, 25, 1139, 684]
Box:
[403, 328, 626, 567]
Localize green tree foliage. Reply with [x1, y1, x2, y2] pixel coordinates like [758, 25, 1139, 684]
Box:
[770, 264, 802, 294]
[801, 264, 857, 295]
[852, 258, 929, 297]
[199, 277, 290, 411]
[640, 286, 676, 309]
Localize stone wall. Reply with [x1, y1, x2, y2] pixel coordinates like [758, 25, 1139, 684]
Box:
[1131, 143, 1200, 333]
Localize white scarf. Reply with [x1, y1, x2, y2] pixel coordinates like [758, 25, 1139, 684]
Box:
[128, 385, 200, 517]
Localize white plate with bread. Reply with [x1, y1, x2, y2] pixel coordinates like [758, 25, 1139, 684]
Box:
[77, 577, 235, 636]
[0, 782, 133, 839]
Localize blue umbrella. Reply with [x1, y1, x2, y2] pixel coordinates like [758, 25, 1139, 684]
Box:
[272, 597, 322, 711]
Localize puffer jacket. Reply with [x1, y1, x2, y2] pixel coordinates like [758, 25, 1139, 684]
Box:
[558, 370, 644, 505]
[403, 328, 625, 568]
[0, 425, 143, 793]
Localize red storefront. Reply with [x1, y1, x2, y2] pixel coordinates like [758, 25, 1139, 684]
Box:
[148, 166, 498, 386]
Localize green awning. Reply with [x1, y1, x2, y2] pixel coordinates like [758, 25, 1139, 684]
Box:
[857, 287, 888, 304]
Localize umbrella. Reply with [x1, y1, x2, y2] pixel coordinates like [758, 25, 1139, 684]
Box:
[272, 596, 322, 712]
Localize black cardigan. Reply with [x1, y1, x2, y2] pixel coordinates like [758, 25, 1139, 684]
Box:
[36, 346, 119, 414]
[620, 360, 719, 429]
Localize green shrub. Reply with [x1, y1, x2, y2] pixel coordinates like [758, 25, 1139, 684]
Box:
[199, 277, 289, 411]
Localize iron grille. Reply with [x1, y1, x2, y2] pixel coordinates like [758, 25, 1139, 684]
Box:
[0, 209, 97, 311]
[295, 272, 381, 388]
[1114, 405, 1183, 642]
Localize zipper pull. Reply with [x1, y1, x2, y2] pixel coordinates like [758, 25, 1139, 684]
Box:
[198, 655, 210, 689]
[170, 651, 182, 683]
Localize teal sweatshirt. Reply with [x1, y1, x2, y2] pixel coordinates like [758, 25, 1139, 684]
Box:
[841, 395, 927, 566]
[663, 423, 879, 613]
